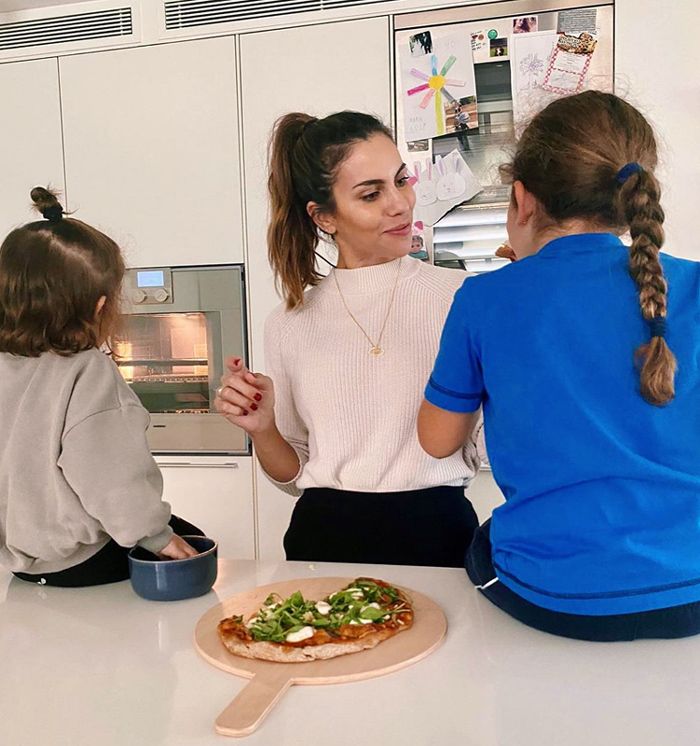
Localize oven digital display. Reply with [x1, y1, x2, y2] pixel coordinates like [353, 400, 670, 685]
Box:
[136, 270, 165, 288]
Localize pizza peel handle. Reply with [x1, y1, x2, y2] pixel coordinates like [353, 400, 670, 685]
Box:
[215, 668, 293, 737]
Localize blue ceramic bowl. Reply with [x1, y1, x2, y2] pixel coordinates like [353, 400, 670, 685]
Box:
[128, 535, 218, 601]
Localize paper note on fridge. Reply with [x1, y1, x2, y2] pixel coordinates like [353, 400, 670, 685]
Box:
[413, 149, 482, 227]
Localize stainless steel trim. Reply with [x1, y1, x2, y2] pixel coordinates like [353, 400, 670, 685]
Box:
[395, 0, 613, 30]
[155, 462, 240, 468]
[155, 458, 240, 468]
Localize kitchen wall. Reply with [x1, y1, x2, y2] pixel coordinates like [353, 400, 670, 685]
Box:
[616, 0, 699, 261]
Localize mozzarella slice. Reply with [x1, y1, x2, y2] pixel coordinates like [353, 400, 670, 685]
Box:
[285, 626, 314, 643]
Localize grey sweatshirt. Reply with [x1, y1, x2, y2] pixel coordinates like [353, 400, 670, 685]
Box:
[0, 348, 173, 574]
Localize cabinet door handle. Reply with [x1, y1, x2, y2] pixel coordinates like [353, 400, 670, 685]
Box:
[156, 461, 240, 469]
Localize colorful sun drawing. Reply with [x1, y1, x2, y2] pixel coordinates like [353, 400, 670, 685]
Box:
[406, 54, 466, 136]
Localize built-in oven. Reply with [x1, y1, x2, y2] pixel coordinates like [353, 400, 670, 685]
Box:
[114, 265, 248, 455]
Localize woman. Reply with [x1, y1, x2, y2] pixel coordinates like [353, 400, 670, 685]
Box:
[418, 91, 700, 640]
[216, 111, 481, 567]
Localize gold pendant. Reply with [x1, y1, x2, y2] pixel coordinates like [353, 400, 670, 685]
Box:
[369, 346, 384, 356]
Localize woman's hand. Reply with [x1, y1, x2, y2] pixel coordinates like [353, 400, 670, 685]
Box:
[214, 356, 276, 435]
[157, 534, 199, 560]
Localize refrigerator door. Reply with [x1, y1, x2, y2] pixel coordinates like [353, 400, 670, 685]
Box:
[394, 1, 614, 272]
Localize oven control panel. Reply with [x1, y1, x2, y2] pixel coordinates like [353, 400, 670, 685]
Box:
[126, 268, 174, 305]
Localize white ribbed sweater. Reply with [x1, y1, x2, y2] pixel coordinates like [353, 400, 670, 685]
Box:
[263, 257, 483, 496]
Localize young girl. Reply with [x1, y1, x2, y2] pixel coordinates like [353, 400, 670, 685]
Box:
[418, 91, 700, 640]
[215, 111, 482, 567]
[0, 188, 201, 587]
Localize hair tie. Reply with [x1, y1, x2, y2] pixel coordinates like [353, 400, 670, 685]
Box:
[648, 316, 667, 339]
[616, 162, 643, 184]
[42, 205, 63, 222]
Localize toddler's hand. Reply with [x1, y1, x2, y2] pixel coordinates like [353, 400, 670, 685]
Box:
[158, 534, 199, 560]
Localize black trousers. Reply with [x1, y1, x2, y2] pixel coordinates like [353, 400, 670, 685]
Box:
[466, 519, 700, 642]
[284, 486, 478, 567]
[13, 515, 204, 588]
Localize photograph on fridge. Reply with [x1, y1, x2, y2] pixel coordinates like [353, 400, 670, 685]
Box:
[444, 95, 478, 136]
[409, 30, 433, 56]
[489, 37, 508, 58]
[513, 16, 538, 34]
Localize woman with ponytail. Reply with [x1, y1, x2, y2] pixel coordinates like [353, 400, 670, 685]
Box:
[216, 111, 482, 567]
[418, 91, 700, 640]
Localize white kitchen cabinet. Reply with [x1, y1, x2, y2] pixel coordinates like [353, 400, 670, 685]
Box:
[240, 17, 392, 559]
[0, 58, 65, 240]
[59, 37, 244, 268]
[157, 458, 255, 560]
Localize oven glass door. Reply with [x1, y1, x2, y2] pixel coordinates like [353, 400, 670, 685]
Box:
[116, 312, 211, 414]
[114, 308, 247, 454]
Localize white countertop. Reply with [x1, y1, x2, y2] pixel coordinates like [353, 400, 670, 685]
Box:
[2, 559, 699, 746]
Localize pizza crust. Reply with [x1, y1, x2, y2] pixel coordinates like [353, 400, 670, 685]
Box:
[219, 625, 401, 663]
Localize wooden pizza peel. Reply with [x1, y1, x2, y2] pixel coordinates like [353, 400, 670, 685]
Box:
[194, 576, 447, 737]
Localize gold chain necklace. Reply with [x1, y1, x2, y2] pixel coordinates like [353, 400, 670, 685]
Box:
[333, 258, 402, 357]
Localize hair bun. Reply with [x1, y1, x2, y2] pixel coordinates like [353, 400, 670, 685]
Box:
[30, 186, 64, 222]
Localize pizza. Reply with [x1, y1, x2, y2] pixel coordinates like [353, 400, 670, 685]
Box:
[217, 577, 414, 663]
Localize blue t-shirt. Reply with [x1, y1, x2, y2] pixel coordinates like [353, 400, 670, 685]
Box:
[426, 233, 700, 614]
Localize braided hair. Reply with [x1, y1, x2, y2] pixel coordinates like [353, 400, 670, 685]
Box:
[503, 91, 676, 406]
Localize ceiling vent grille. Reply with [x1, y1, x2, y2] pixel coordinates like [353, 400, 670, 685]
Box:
[0, 7, 133, 52]
[165, 0, 390, 29]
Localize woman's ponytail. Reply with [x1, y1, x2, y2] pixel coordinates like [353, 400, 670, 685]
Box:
[267, 113, 322, 310]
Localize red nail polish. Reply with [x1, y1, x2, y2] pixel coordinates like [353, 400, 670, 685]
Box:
[241, 409, 248, 416]
[254, 393, 262, 401]
[251, 403, 258, 411]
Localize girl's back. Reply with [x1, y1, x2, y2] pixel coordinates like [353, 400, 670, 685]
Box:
[455, 234, 700, 613]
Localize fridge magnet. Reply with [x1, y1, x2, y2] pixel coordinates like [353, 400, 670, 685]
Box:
[399, 29, 478, 141]
[556, 32, 597, 55]
[513, 16, 538, 34]
[409, 220, 429, 262]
